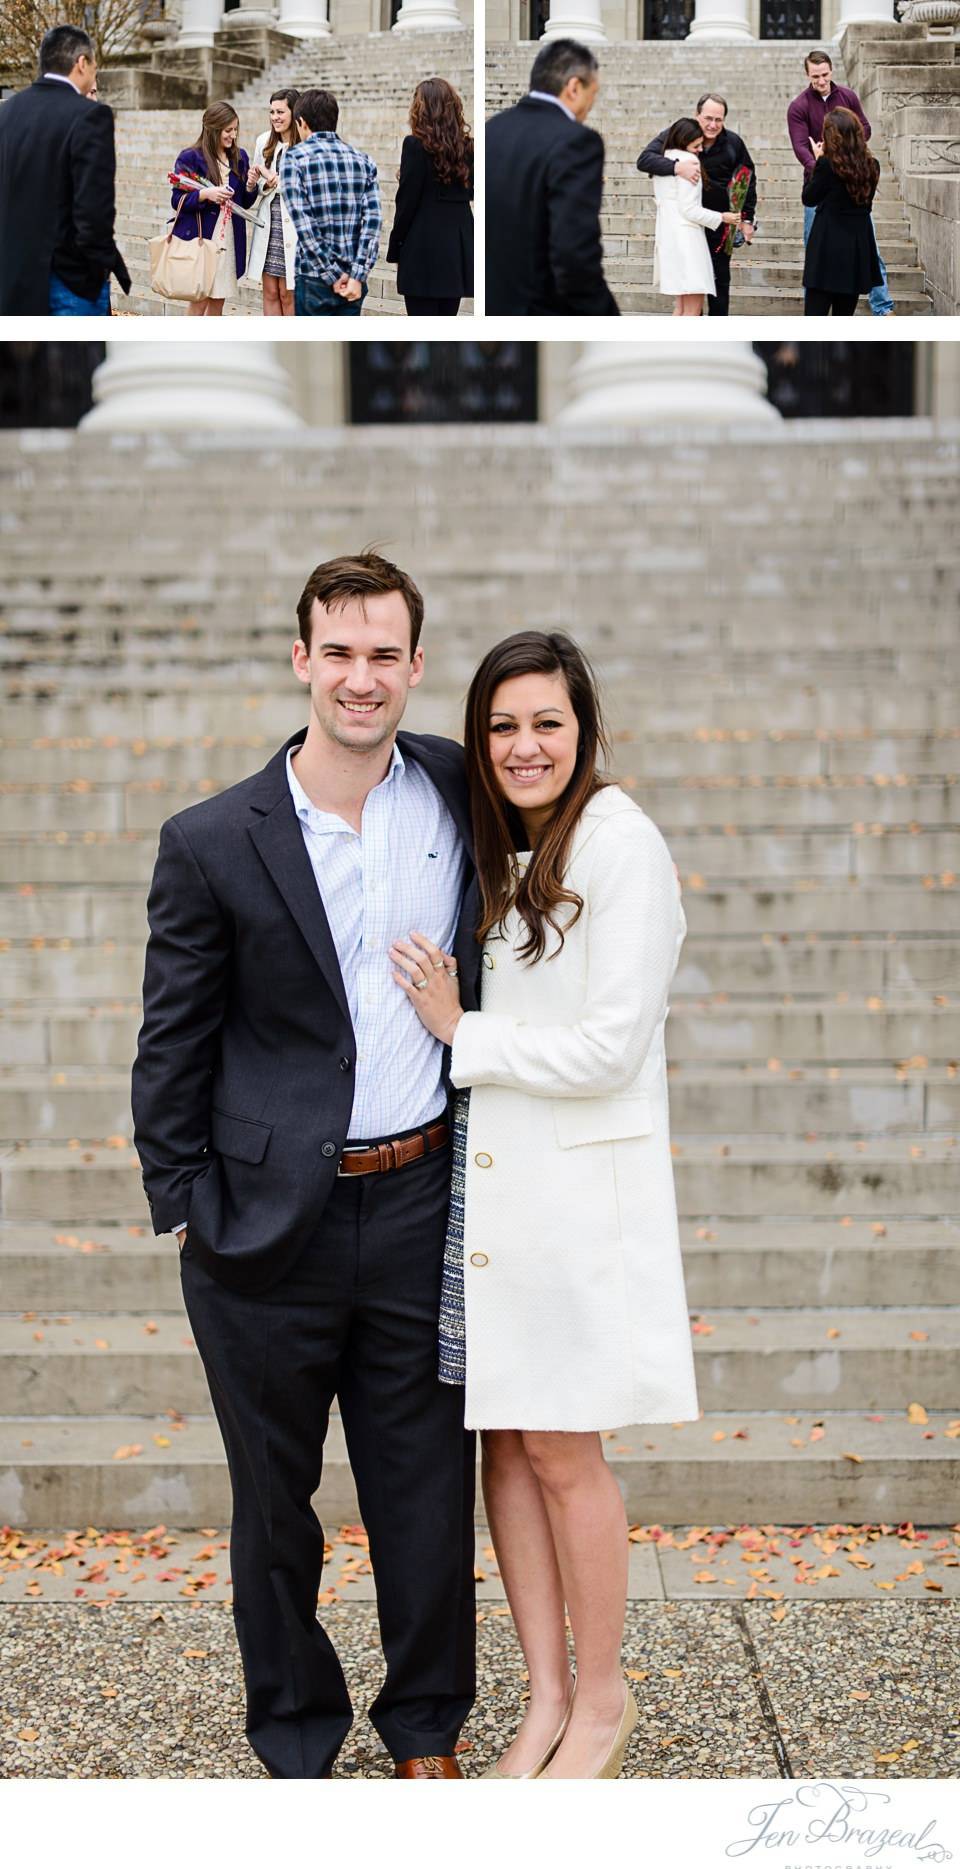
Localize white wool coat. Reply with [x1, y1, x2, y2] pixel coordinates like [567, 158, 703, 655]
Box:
[653, 154, 724, 297]
[449, 785, 699, 1432]
[245, 130, 297, 289]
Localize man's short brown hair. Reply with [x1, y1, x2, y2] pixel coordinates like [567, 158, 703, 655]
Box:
[805, 48, 833, 69]
[296, 552, 425, 655]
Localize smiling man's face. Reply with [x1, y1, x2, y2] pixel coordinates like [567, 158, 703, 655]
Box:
[293, 591, 423, 754]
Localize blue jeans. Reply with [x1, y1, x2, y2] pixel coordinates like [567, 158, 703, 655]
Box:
[49, 273, 110, 315]
[802, 204, 894, 315]
[294, 274, 366, 316]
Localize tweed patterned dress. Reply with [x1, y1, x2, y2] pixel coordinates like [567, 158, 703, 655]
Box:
[438, 1088, 469, 1385]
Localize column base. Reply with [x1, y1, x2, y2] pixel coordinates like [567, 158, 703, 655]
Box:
[540, 16, 608, 37]
[80, 345, 304, 433]
[392, 4, 464, 25]
[276, 13, 333, 28]
[558, 342, 781, 426]
[686, 16, 756, 37]
[836, 0, 894, 21]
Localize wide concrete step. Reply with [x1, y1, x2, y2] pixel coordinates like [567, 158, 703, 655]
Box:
[4, 997, 954, 1069]
[2, 933, 956, 1001]
[604, 238, 919, 267]
[8, 646, 951, 688]
[2, 1064, 955, 1146]
[2, 1409, 957, 1525]
[3, 689, 957, 739]
[3, 766, 952, 833]
[3, 1218, 957, 1311]
[2, 776, 956, 835]
[4, 825, 956, 886]
[2, 879, 952, 946]
[2, 1136, 957, 1221]
[2, 729, 955, 785]
[608, 288, 932, 315]
[0, 1304, 956, 1414]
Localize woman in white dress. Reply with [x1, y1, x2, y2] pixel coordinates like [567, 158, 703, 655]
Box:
[390, 632, 698, 1780]
[246, 88, 300, 316]
[653, 116, 742, 316]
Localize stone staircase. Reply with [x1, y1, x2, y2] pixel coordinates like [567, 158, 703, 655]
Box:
[113, 31, 474, 316]
[485, 41, 934, 314]
[1, 416, 958, 1530]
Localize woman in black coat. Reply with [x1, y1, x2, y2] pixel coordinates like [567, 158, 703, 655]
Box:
[802, 106, 882, 316]
[387, 79, 474, 316]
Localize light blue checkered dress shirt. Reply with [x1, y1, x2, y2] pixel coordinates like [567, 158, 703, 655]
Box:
[286, 742, 466, 1140]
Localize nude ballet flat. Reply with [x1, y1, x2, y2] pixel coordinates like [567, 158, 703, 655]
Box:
[592, 1688, 638, 1780]
[481, 1682, 576, 1779]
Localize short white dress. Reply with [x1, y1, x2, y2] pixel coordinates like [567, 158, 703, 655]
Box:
[211, 160, 239, 303]
[653, 152, 724, 298]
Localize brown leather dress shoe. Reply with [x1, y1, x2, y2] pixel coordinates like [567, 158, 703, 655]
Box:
[395, 1755, 463, 1779]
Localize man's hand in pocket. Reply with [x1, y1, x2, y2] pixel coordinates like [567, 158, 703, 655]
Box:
[177, 1228, 187, 1251]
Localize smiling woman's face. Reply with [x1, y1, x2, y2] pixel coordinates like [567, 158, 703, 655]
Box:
[487, 670, 579, 836]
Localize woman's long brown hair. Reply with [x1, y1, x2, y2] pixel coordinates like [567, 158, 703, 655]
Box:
[465, 632, 612, 965]
[197, 101, 242, 182]
[823, 107, 879, 207]
[263, 88, 300, 165]
[409, 78, 473, 188]
[663, 116, 705, 185]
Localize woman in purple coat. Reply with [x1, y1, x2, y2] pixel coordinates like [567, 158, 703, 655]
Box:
[171, 101, 260, 316]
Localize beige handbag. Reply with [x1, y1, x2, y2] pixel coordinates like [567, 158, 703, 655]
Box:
[149, 195, 221, 302]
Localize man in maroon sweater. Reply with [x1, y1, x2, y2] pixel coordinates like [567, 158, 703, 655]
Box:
[787, 47, 894, 315]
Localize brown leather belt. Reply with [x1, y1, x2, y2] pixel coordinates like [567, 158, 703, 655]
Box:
[336, 1118, 450, 1177]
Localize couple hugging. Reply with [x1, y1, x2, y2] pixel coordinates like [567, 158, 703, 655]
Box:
[131, 551, 698, 1781]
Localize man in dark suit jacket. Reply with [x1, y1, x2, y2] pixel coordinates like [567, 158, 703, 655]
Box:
[486, 37, 618, 316]
[0, 24, 130, 314]
[132, 552, 479, 1781]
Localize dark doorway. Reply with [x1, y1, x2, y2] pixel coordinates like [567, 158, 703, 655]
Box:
[350, 343, 538, 423]
[525, 0, 550, 37]
[756, 343, 916, 419]
[759, 0, 819, 33]
[644, 0, 694, 37]
[0, 343, 105, 428]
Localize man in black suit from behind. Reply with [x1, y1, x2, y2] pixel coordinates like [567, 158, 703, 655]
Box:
[486, 37, 618, 316]
[0, 24, 130, 314]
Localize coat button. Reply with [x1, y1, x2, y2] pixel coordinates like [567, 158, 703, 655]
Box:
[469, 1252, 489, 1267]
[321, 1142, 337, 1158]
[474, 1151, 493, 1168]
[482, 953, 495, 970]
[339, 1057, 351, 1072]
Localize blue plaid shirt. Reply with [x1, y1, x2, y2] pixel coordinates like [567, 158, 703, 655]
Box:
[280, 132, 381, 284]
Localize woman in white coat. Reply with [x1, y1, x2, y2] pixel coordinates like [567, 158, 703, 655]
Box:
[245, 88, 299, 315]
[653, 116, 742, 316]
[390, 632, 698, 1781]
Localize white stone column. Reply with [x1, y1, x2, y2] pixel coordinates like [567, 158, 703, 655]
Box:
[276, 0, 332, 37]
[80, 344, 304, 432]
[393, 0, 463, 30]
[540, 0, 607, 43]
[223, 0, 280, 27]
[177, 0, 222, 48]
[558, 342, 781, 425]
[687, 0, 754, 42]
[836, 0, 893, 28]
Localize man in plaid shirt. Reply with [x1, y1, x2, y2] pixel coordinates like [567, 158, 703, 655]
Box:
[282, 88, 381, 316]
